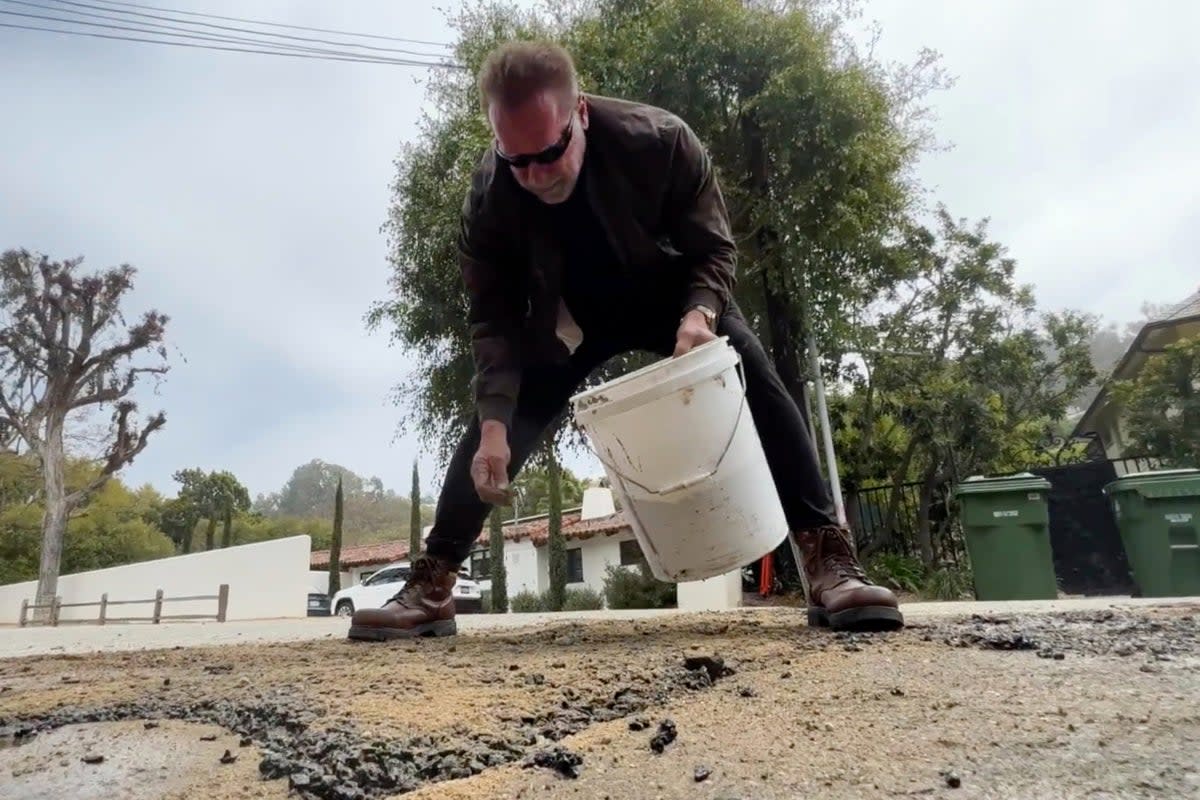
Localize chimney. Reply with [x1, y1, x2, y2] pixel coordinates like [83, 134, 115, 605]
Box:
[580, 487, 616, 520]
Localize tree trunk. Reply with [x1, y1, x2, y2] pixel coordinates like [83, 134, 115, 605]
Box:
[488, 507, 507, 613]
[329, 476, 343, 597]
[409, 461, 422, 559]
[742, 107, 813, 428]
[763, 272, 814, 424]
[34, 415, 68, 620]
[854, 364, 879, 476]
[916, 462, 939, 569]
[220, 506, 233, 548]
[204, 516, 217, 551]
[181, 521, 194, 555]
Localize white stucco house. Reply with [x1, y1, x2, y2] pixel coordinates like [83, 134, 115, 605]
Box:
[310, 487, 742, 610]
[465, 487, 642, 599]
[309, 488, 641, 598]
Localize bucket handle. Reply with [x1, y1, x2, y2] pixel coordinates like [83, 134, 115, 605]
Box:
[594, 359, 747, 496]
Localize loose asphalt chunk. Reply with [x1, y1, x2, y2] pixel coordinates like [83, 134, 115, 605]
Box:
[524, 746, 583, 779]
[650, 719, 678, 754]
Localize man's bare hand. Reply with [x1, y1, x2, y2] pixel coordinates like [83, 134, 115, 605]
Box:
[471, 421, 512, 505]
[673, 309, 718, 357]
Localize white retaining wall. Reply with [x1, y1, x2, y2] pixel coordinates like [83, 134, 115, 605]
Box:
[0, 535, 312, 625]
[676, 569, 743, 612]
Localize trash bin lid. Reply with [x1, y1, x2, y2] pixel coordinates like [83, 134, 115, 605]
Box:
[954, 472, 1052, 496]
[1103, 468, 1200, 498]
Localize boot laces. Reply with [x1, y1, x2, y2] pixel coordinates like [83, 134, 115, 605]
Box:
[815, 526, 867, 581]
[389, 555, 445, 608]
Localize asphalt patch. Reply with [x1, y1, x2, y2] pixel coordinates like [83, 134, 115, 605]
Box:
[0, 647, 739, 799]
[929, 609, 1200, 661]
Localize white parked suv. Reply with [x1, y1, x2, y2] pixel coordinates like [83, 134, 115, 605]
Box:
[331, 561, 482, 617]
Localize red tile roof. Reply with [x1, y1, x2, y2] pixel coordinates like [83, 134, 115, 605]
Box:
[311, 512, 633, 568]
[310, 540, 410, 570]
[474, 511, 630, 546]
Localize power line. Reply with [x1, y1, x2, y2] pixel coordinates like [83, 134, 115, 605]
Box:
[47, 0, 455, 48]
[0, 2, 459, 63]
[0, 21, 466, 67]
[33, 0, 452, 58]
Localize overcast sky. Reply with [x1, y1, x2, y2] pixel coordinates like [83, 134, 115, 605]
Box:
[1, 0, 1196, 502]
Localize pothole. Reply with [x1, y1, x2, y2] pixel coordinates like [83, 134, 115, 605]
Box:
[1, 653, 739, 799]
[0, 718, 284, 800]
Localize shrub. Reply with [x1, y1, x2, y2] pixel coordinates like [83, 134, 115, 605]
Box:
[603, 564, 676, 609]
[510, 590, 544, 613]
[562, 587, 604, 611]
[865, 552, 925, 594]
[921, 565, 974, 601]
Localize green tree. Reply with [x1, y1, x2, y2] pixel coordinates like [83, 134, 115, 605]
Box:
[254, 459, 424, 547]
[328, 475, 343, 596]
[0, 470, 174, 584]
[847, 209, 1096, 563]
[173, 469, 250, 551]
[270, 459, 364, 518]
[505, 461, 587, 522]
[409, 459, 422, 558]
[545, 448, 566, 611]
[1109, 334, 1200, 467]
[488, 505, 508, 613]
[158, 496, 199, 553]
[368, 0, 945, 462]
[0, 249, 168, 613]
[0, 450, 39, 508]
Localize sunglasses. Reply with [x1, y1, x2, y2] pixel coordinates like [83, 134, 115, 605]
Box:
[494, 112, 575, 168]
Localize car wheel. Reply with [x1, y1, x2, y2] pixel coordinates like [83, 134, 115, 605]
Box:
[335, 600, 355, 617]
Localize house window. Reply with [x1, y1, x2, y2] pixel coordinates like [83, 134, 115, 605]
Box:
[619, 539, 645, 566]
[566, 548, 584, 583]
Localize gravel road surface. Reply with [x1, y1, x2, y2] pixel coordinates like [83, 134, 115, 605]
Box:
[2, 602, 1198, 799]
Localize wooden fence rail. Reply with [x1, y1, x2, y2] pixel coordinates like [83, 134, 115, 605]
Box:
[18, 584, 229, 627]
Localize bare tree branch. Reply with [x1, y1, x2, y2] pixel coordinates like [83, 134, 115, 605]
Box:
[0, 248, 170, 612]
[64, 403, 166, 510]
[70, 365, 168, 411]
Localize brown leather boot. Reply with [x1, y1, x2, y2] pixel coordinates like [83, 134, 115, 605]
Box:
[792, 526, 904, 632]
[347, 554, 459, 640]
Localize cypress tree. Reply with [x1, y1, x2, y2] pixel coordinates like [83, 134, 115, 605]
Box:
[409, 459, 422, 559]
[546, 447, 566, 611]
[488, 506, 507, 613]
[328, 475, 343, 597]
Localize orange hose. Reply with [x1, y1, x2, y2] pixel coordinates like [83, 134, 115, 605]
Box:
[758, 553, 774, 596]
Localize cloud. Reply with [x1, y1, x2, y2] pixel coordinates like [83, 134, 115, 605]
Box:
[1, 0, 1196, 510]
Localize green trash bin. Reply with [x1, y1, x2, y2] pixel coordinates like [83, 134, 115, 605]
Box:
[953, 473, 1059, 601]
[1103, 469, 1200, 598]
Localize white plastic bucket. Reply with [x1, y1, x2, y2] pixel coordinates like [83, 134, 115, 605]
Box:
[569, 336, 789, 582]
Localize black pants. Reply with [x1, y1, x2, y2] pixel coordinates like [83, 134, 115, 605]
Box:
[424, 302, 838, 565]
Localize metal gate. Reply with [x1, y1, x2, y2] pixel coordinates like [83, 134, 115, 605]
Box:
[1028, 460, 1136, 596]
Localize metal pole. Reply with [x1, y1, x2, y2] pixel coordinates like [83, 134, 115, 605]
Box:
[807, 329, 847, 527]
[801, 381, 818, 443]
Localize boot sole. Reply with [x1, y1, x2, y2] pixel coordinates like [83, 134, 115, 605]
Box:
[808, 605, 904, 632]
[347, 619, 457, 641]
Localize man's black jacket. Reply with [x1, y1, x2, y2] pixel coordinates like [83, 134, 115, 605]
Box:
[458, 93, 738, 428]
